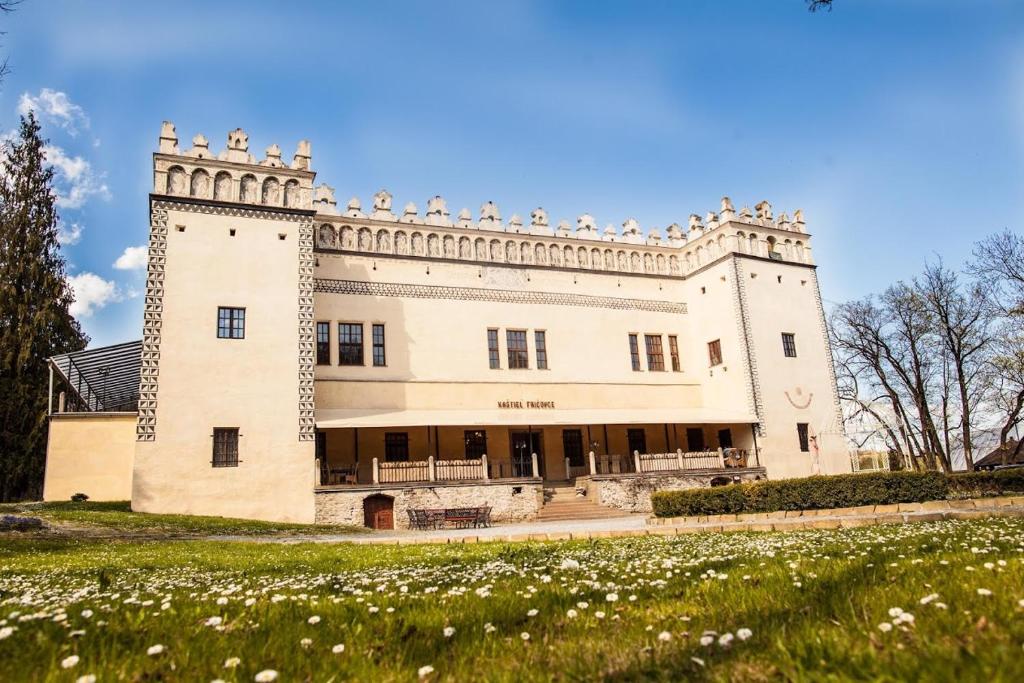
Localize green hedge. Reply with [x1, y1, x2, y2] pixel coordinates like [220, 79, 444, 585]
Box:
[650, 470, 1002, 518]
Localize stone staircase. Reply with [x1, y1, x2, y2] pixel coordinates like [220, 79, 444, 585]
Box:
[535, 483, 633, 522]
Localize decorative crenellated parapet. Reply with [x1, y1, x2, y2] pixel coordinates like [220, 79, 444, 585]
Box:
[507, 214, 525, 234]
[646, 227, 663, 246]
[313, 184, 338, 215]
[555, 220, 571, 238]
[792, 209, 806, 233]
[602, 224, 618, 242]
[705, 212, 719, 231]
[576, 214, 599, 239]
[370, 189, 396, 221]
[665, 223, 685, 247]
[456, 208, 474, 229]
[424, 196, 451, 227]
[399, 202, 420, 224]
[478, 201, 502, 230]
[720, 196, 735, 222]
[154, 122, 315, 210]
[529, 207, 552, 236]
[159, 121, 179, 154]
[292, 140, 311, 171]
[754, 200, 772, 222]
[344, 197, 366, 219]
[621, 218, 643, 244]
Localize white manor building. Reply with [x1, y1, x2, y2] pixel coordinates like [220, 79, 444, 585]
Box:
[42, 123, 850, 528]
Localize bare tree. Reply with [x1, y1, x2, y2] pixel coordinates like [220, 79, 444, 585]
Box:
[918, 261, 992, 469]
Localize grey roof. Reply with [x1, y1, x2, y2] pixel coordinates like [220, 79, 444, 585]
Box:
[50, 340, 142, 412]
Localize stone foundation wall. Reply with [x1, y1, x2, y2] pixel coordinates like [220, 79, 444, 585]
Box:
[315, 480, 544, 529]
[582, 468, 766, 513]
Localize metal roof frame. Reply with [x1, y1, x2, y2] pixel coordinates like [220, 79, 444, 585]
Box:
[50, 340, 142, 412]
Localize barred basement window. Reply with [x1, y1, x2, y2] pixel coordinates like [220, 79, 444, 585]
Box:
[212, 428, 239, 467]
[507, 329, 528, 369]
[535, 330, 548, 370]
[487, 328, 500, 369]
[372, 324, 386, 367]
[782, 332, 797, 358]
[339, 323, 363, 366]
[385, 432, 409, 462]
[464, 430, 487, 459]
[645, 334, 665, 371]
[797, 423, 810, 452]
[708, 339, 723, 367]
[316, 322, 330, 365]
[629, 334, 642, 371]
[217, 307, 245, 339]
[668, 334, 681, 372]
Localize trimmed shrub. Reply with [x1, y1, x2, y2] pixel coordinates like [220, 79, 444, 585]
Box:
[70, 492, 89, 503]
[948, 469, 1024, 499]
[651, 471, 948, 518]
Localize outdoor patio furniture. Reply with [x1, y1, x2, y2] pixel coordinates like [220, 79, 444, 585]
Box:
[407, 507, 491, 530]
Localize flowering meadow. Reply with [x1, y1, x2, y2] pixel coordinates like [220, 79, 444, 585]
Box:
[2, 518, 1024, 681]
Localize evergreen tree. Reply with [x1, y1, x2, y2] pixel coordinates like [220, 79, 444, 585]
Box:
[0, 112, 88, 501]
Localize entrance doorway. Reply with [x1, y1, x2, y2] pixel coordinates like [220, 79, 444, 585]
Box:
[510, 430, 544, 478]
[363, 494, 394, 529]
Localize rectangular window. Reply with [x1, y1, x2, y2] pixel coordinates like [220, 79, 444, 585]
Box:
[464, 430, 487, 460]
[708, 339, 723, 367]
[384, 432, 409, 462]
[212, 428, 239, 467]
[797, 423, 810, 452]
[339, 323, 363, 366]
[535, 330, 548, 370]
[217, 307, 245, 339]
[686, 427, 706, 452]
[782, 332, 797, 358]
[627, 428, 647, 456]
[645, 334, 665, 371]
[487, 329, 500, 369]
[562, 429, 584, 467]
[372, 324, 386, 367]
[718, 428, 733, 449]
[629, 334, 642, 371]
[316, 322, 330, 365]
[669, 335, 681, 372]
[507, 329, 528, 369]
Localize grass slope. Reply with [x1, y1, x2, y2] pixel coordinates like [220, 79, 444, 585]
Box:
[1, 519, 1023, 681]
[0, 501, 360, 536]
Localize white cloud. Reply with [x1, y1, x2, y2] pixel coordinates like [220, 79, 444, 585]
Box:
[57, 221, 83, 246]
[68, 272, 119, 318]
[42, 144, 111, 209]
[18, 88, 89, 136]
[113, 245, 147, 270]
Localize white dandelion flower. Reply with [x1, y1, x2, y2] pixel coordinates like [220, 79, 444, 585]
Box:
[300, 637, 313, 648]
[75, 676, 96, 683]
[878, 623, 893, 632]
[0, 626, 14, 640]
[606, 593, 619, 602]
[699, 635, 714, 646]
[595, 611, 606, 619]
[527, 609, 538, 617]
[737, 628, 753, 641]
[147, 644, 165, 656]
[62, 655, 80, 669]
[205, 616, 223, 627]
[658, 631, 672, 642]
[520, 632, 530, 641]
[566, 609, 578, 619]
[224, 657, 241, 669]
[308, 615, 321, 625]
[443, 626, 455, 638]
[417, 665, 435, 679]
[332, 643, 345, 654]
[718, 633, 734, 647]
[254, 670, 279, 682]
[977, 588, 993, 596]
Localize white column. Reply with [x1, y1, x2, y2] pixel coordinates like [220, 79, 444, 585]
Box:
[565, 457, 571, 479]
[531, 452, 539, 479]
[717, 447, 726, 468]
[428, 455, 436, 482]
[481, 453, 489, 480]
[47, 364, 54, 415]
[588, 450, 597, 476]
[372, 457, 379, 485]
[676, 448, 684, 470]
[633, 450, 642, 473]
[314, 458, 321, 487]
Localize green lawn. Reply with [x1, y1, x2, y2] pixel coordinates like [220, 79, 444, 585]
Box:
[1, 519, 1023, 681]
[0, 501, 360, 536]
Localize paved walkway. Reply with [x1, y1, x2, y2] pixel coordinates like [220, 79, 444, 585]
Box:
[218, 514, 647, 544]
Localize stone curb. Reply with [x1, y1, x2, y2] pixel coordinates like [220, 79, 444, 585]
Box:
[336, 501, 1024, 545]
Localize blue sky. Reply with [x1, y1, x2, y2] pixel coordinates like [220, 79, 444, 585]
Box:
[3, 0, 1022, 347]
